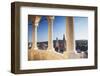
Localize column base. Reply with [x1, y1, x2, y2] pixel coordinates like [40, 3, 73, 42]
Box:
[47, 47, 54, 51]
[34, 47, 38, 50]
[31, 47, 38, 50]
[64, 50, 80, 59]
[65, 50, 75, 53]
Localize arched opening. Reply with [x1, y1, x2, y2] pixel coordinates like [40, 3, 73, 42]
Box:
[37, 16, 48, 50]
[53, 16, 66, 53]
[74, 17, 88, 58]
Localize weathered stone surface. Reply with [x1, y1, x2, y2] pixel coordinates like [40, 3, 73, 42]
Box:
[28, 49, 68, 60]
[28, 49, 81, 60]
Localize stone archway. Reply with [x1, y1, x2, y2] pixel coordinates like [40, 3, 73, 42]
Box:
[30, 16, 55, 51]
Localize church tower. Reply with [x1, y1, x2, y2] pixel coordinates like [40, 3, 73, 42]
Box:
[55, 37, 60, 52]
[63, 34, 66, 51]
[55, 37, 59, 48]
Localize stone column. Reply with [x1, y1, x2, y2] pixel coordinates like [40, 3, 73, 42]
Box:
[31, 16, 41, 50]
[66, 17, 74, 53]
[31, 16, 35, 50]
[34, 23, 38, 50]
[31, 23, 38, 50]
[47, 16, 55, 51]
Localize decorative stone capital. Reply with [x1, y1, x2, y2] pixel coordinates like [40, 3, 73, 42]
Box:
[34, 16, 41, 26]
[49, 16, 55, 20]
[47, 16, 55, 23]
[35, 23, 39, 27]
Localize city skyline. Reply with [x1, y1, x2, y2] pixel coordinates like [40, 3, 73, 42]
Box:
[28, 16, 88, 42]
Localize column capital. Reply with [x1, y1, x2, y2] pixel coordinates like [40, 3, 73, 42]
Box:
[49, 16, 55, 20]
[34, 16, 41, 27]
[47, 16, 55, 21]
[35, 23, 39, 27]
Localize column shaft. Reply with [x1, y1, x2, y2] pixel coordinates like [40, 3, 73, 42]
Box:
[31, 22, 35, 50]
[34, 25, 38, 49]
[66, 17, 74, 53]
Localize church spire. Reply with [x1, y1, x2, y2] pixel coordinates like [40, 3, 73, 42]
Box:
[63, 34, 66, 51]
[63, 34, 66, 41]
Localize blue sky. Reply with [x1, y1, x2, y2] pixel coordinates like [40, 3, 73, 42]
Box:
[28, 16, 88, 42]
[74, 17, 88, 40]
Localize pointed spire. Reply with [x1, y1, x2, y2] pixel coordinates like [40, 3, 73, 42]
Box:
[63, 34, 65, 41]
